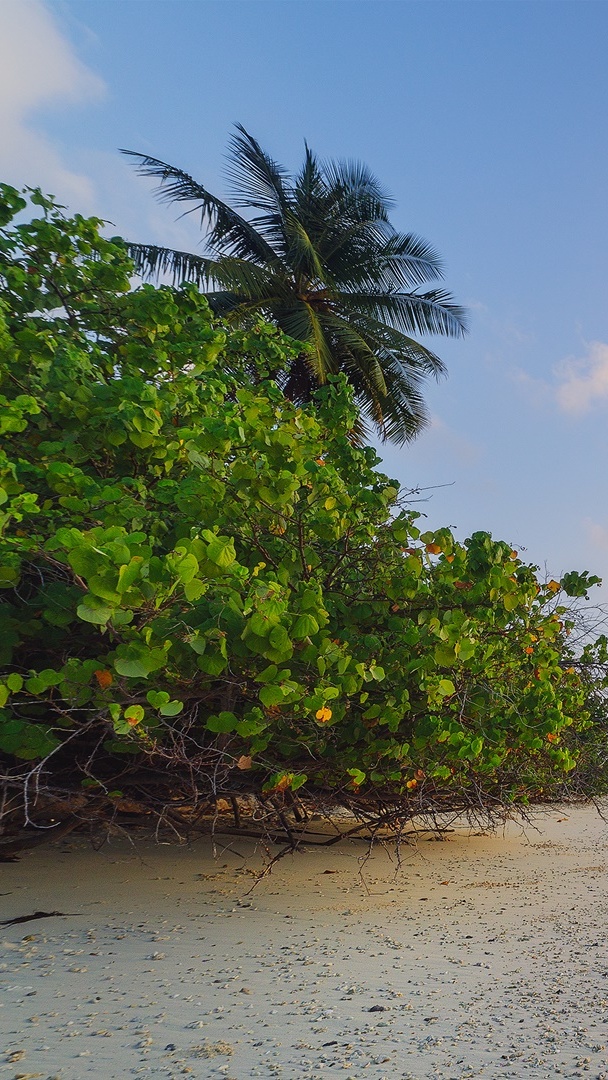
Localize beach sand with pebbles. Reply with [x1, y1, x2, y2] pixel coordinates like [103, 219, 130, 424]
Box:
[2, 806, 608, 1080]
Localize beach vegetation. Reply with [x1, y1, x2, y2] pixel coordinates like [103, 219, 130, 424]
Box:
[0, 185, 606, 856]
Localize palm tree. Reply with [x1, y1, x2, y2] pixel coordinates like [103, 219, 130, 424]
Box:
[121, 125, 467, 444]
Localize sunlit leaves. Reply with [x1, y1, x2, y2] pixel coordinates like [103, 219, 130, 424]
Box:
[0, 186, 603, 823]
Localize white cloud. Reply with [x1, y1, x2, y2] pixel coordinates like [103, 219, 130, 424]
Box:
[0, 0, 104, 205]
[510, 366, 553, 407]
[424, 414, 481, 466]
[584, 517, 608, 552]
[554, 341, 608, 415]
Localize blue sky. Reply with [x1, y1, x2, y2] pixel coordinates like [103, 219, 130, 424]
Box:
[2, 0, 608, 600]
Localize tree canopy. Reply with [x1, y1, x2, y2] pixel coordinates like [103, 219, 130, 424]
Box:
[122, 125, 467, 445]
[0, 184, 606, 854]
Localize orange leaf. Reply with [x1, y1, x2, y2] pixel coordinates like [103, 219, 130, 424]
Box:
[546, 580, 561, 593]
[524, 646, 534, 655]
[273, 773, 293, 793]
[94, 669, 113, 689]
[425, 543, 441, 555]
[315, 706, 332, 723]
[547, 733, 559, 743]
[236, 755, 253, 770]
[406, 778, 418, 790]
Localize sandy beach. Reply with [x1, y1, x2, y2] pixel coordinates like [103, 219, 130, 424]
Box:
[2, 806, 608, 1079]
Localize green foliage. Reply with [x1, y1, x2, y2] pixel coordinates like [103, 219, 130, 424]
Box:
[0, 184, 605, 821]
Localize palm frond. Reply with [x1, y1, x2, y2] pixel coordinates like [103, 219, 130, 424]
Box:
[205, 256, 293, 302]
[334, 307, 448, 378]
[339, 289, 468, 340]
[315, 310, 427, 443]
[225, 124, 292, 215]
[281, 210, 332, 285]
[277, 303, 336, 383]
[295, 144, 327, 211]
[322, 159, 394, 220]
[120, 149, 279, 265]
[126, 243, 217, 286]
[375, 232, 444, 287]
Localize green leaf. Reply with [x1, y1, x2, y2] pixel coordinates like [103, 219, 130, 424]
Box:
[184, 578, 206, 601]
[197, 653, 228, 675]
[205, 535, 236, 568]
[114, 658, 151, 679]
[254, 664, 279, 683]
[175, 552, 199, 583]
[292, 613, 320, 639]
[206, 711, 238, 733]
[158, 700, 184, 717]
[321, 686, 340, 700]
[259, 684, 285, 707]
[347, 768, 366, 786]
[438, 679, 455, 697]
[249, 611, 275, 637]
[124, 705, 145, 723]
[0, 716, 60, 759]
[269, 624, 291, 651]
[114, 646, 167, 678]
[77, 598, 115, 625]
[147, 690, 171, 707]
[187, 634, 207, 655]
[434, 644, 457, 667]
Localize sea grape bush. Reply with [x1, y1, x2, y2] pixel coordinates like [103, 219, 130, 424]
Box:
[0, 184, 605, 831]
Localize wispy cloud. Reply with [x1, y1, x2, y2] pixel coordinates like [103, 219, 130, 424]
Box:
[584, 517, 608, 552]
[510, 366, 553, 407]
[554, 341, 608, 415]
[0, 1, 104, 204]
[425, 414, 481, 466]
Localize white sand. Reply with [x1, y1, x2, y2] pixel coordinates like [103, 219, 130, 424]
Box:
[2, 806, 608, 1079]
